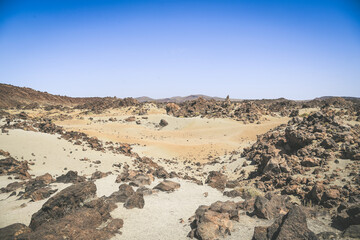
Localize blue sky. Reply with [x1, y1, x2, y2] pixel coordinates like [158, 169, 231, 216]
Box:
[0, 0, 359, 99]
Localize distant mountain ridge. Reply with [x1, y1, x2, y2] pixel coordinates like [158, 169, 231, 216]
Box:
[136, 94, 229, 103]
[1, 83, 359, 108]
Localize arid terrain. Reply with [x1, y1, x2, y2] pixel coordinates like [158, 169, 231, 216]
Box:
[0, 83, 359, 240]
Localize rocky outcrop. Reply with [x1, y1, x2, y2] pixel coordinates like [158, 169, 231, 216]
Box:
[241, 111, 360, 208]
[29, 181, 97, 230]
[0, 181, 123, 240]
[252, 205, 318, 240]
[0, 223, 31, 240]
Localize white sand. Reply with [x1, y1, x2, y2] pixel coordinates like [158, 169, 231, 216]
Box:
[0, 129, 133, 177]
[110, 178, 245, 240]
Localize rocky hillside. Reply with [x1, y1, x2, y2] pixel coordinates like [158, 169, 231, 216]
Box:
[0, 83, 98, 109]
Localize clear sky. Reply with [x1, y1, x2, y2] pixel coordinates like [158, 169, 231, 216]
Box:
[0, 0, 359, 99]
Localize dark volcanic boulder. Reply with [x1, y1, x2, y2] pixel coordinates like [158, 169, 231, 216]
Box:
[20, 173, 57, 201]
[0, 181, 24, 193]
[0, 223, 31, 240]
[19, 198, 121, 240]
[252, 193, 291, 220]
[205, 171, 227, 191]
[252, 205, 318, 240]
[343, 225, 360, 238]
[0, 157, 31, 179]
[29, 181, 97, 230]
[56, 170, 86, 183]
[285, 127, 315, 150]
[159, 119, 168, 127]
[124, 192, 145, 209]
[153, 180, 180, 192]
[90, 171, 111, 180]
[108, 184, 135, 203]
[154, 167, 170, 179]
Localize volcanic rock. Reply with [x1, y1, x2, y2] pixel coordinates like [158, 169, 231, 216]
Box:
[108, 184, 135, 203]
[0, 223, 31, 240]
[56, 170, 86, 183]
[205, 171, 227, 191]
[124, 192, 145, 209]
[29, 181, 97, 230]
[252, 205, 318, 240]
[154, 180, 180, 192]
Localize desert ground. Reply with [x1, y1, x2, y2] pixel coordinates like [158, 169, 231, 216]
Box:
[0, 86, 359, 240]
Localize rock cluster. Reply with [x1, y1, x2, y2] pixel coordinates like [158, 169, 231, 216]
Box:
[253, 205, 318, 240]
[0, 181, 123, 240]
[0, 156, 31, 180]
[242, 112, 360, 208]
[154, 180, 180, 192]
[332, 196, 360, 238]
[188, 201, 241, 240]
[75, 97, 139, 114]
[108, 183, 145, 209]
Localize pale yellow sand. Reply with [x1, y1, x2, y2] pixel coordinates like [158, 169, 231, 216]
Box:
[57, 113, 289, 162]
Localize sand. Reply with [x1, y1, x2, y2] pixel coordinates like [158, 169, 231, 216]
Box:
[56, 112, 289, 162]
[0, 129, 133, 177]
[109, 177, 252, 240]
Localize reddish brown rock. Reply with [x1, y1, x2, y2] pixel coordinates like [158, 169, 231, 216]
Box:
[29, 181, 97, 230]
[252, 205, 318, 240]
[154, 180, 180, 192]
[124, 192, 145, 209]
[205, 171, 227, 191]
[0, 223, 31, 240]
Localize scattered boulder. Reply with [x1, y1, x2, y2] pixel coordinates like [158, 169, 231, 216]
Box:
[56, 170, 86, 183]
[0, 181, 24, 193]
[154, 167, 169, 179]
[136, 186, 154, 196]
[252, 193, 291, 220]
[90, 171, 111, 180]
[0, 157, 31, 179]
[154, 180, 180, 192]
[129, 174, 152, 186]
[108, 184, 135, 203]
[124, 192, 145, 209]
[159, 119, 168, 127]
[205, 171, 227, 191]
[29, 181, 97, 230]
